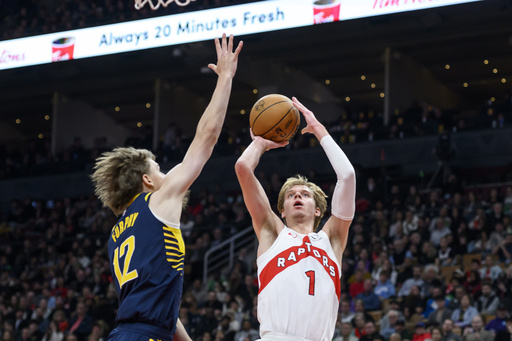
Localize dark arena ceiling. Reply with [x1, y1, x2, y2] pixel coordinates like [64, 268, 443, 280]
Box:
[0, 0, 511, 143]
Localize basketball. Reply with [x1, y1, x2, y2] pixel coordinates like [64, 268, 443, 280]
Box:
[249, 94, 300, 142]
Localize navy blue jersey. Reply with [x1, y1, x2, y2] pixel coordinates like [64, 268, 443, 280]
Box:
[107, 193, 184, 336]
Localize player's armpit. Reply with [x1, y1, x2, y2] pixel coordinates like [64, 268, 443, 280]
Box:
[323, 216, 352, 264]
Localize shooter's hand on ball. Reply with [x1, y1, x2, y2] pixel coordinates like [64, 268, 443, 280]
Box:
[250, 129, 288, 151]
[292, 96, 328, 141]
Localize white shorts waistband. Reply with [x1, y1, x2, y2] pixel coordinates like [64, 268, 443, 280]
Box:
[258, 332, 313, 341]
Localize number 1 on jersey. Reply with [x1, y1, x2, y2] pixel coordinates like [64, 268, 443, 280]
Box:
[305, 270, 315, 296]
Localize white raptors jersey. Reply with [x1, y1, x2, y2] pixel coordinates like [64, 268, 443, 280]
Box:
[257, 226, 341, 341]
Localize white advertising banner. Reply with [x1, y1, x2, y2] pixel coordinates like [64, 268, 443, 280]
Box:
[0, 0, 481, 71]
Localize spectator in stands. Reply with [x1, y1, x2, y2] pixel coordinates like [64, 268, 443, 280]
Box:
[441, 318, 460, 341]
[371, 250, 387, 279]
[430, 217, 452, 248]
[412, 322, 431, 341]
[374, 269, 396, 300]
[425, 191, 443, 220]
[403, 210, 420, 236]
[495, 316, 512, 341]
[354, 299, 375, 323]
[333, 322, 358, 341]
[359, 321, 382, 341]
[430, 327, 443, 341]
[424, 264, 443, 297]
[389, 210, 405, 237]
[486, 202, 505, 231]
[419, 241, 438, 266]
[396, 256, 415, 287]
[67, 302, 93, 341]
[473, 230, 492, 255]
[339, 299, 355, 323]
[489, 222, 506, 255]
[428, 295, 453, 326]
[351, 313, 367, 339]
[356, 279, 381, 312]
[406, 233, 422, 260]
[393, 319, 413, 341]
[479, 254, 503, 282]
[475, 281, 500, 315]
[349, 269, 366, 298]
[485, 303, 509, 334]
[380, 310, 401, 339]
[493, 232, 512, 263]
[392, 239, 408, 270]
[451, 294, 479, 328]
[494, 270, 512, 302]
[204, 291, 223, 312]
[504, 187, 512, 216]
[403, 285, 425, 317]
[41, 320, 64, 341]
[461, 315, 493, 341]
[425, 289, 445, 321]
[438, 236, 456, 266]
[448, 283, 466, 309]
[398, 265, 425, 297]
[463, 270, 482, 296]
[233, 319, 258, 341]
[189, 279, 208, 304]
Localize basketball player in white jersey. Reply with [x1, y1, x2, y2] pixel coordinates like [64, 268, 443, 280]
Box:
[235, 97, 356, 341]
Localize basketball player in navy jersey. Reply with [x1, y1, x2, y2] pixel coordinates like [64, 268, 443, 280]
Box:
[235, 97, 356, 341]
[91, 34, 242, 341]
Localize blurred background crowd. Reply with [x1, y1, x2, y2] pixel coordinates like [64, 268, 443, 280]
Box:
[0, 94, 511, 181]
[1, 120, 512, 341]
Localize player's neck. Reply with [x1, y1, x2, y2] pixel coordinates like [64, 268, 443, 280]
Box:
[288, 222, 314, 235]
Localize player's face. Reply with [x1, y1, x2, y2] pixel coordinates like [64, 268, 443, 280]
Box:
[281, 185, 320, 222]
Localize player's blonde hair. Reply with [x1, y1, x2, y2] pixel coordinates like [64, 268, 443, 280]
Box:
[91, 147, 155, 216]
[277, 174, 327, 228]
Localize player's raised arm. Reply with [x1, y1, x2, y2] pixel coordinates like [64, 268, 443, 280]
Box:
[235, 133, 287, 241]
[151, 35, 242, 210]
[292, 97, 356, 262]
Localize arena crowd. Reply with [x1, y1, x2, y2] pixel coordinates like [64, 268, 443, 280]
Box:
[1, 132, 512, 340]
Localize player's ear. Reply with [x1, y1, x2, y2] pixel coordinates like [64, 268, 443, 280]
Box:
[281, 210, 285, 218]
[142, 174, 153, 188]
[314, 208, 321, 217]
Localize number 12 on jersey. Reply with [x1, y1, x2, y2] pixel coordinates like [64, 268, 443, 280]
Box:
[113, 235, 139, 288]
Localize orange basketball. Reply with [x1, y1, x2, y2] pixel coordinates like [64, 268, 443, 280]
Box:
[249, 94, 300, 142]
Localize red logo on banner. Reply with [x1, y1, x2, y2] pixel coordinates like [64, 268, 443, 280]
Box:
[52, 37, 75, 62]
[313, 0, 341, 24]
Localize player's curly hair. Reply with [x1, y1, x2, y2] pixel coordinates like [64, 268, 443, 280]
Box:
[277, 174, 327, 229]
[91, 147, 154, 216]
